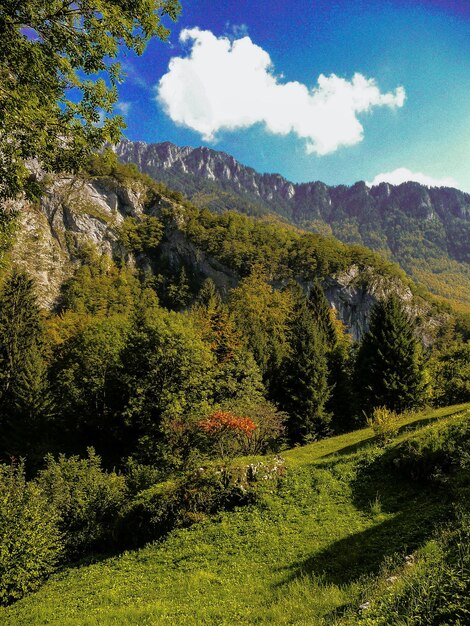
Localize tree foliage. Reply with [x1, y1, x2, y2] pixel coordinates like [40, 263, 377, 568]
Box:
[0, 0, 181, 197]
[0, 270, 51, 461]
[430, 342, 470, 406]
[276, 287, 331, 442]
[356, 295, 427, 414]
[0, 462, 62, 605]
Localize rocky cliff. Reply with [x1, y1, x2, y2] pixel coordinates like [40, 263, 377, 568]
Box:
[114, 140, 470, 240]
[4, 169, 444, 342]
[114, 140, 470, 308]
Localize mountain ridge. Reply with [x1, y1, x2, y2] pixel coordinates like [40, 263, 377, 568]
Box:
[114, 139, 470, 308]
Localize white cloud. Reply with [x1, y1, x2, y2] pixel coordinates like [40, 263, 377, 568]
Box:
[156, 28, 405, 155]
[367, 168, 459, 189]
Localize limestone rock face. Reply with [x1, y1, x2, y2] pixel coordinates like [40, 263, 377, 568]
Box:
[4, 172, 444, 341]
[8, 175, 147, 307]
[322, 266, 413, 341]
[115, 139, 470, 268]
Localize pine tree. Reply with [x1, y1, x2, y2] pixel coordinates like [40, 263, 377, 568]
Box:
[356, 295, 427, 414]
[309, 282, 356, 432]
[194, 279, 239, 364]
[166, 266, 192, 309]
[308, 280, 337, 348]
[0, 271, 42, 402]
[0, 270, 48, 459]
[277, 288, 330, 442]
[193, 279, 264, 405]
[10, 343, 56, 464]
[326, 311, 357, 432]
[229, 267, 293, 394]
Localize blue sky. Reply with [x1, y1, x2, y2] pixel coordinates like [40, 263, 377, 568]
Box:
[116, 0, 470, 191]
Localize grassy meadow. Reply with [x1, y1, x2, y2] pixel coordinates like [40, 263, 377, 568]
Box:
[2, 404, 468, 626]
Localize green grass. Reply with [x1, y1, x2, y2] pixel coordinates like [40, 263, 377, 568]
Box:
[2, 404, 468, 626]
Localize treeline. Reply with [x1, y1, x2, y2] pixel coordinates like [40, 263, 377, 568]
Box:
[0, 252, 468, 472]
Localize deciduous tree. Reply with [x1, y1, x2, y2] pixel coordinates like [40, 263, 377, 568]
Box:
[0, 0, 181, 197]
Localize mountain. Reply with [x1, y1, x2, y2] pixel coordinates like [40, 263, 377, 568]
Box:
[4, 162, 447, 342]
[115, 140, 470, 309]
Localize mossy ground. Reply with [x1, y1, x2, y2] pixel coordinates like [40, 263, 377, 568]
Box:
[1, 404, 468, 626]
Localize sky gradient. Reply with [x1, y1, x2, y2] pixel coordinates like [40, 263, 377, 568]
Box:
[115, 0, 470, 191]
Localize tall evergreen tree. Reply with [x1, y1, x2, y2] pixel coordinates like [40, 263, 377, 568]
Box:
[0, 271, 42, 401]
[229, 267, 293, 395]
[326, 311, 357, 432]
[308, 280, 337, 348]
[355, 295, 427, 414]
[0, 270, 50, 460]
[277, 287, 330, 443]
[192, 279, 264, 405]
[309, 281, 356, 432]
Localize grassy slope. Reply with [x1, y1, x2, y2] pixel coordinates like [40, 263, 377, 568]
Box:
[2, 404, 468, 626]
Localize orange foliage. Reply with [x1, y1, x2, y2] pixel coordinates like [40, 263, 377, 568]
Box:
[198, 411, 257, 437]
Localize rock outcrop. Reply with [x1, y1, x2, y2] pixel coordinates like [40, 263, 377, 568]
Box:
[4, 171, 444, 341]
[115, 139, 470, 268]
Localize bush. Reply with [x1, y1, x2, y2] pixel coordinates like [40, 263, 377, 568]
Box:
[117, 458, 285, 548]
[196, 410, 257, 459]
[196, 402, 286, 459]
[220, 401, 287, 455]
[37, 449, 127, 559]
[0, 463, 62, 605]
[367, 406, 400, 445]
[123, 458, 162, 497]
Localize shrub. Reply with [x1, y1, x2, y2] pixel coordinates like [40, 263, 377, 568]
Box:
[37, 449, 127, 559]
[367, 406, 400, 445]
[197, 410, 257, 459]
[117, 457, 285, 548]
[0, 463, 62, 605]
[220, 401, 287, 455]
[123, 458, 163, 496]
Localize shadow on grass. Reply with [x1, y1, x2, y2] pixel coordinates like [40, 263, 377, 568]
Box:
[279, 451, 453, 588]
[321, 436, 376, 459]
[394, 411, 460, 436]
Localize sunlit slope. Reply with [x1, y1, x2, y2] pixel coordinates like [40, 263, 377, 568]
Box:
[2, 404, 468, 626]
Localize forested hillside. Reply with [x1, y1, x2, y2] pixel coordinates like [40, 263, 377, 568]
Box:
[115, 140, 470, 310]
[1, 2, 468, 623]
[0, 153, 468, 619]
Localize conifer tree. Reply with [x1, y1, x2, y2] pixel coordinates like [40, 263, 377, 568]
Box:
[355, 295, 427, 414]
[0, 270, 49, 460]
[229, 267, 293, 394]
[10, 343, 56, 464]
[0, 271, 42, 402]
[326, 311, 357, 432]
[277, 287, 330, 442]
[308, 280, 337, 348]
[165, 266, 192, 310]
[193, 279, 264, 405]
[308, 281, 356, 432]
